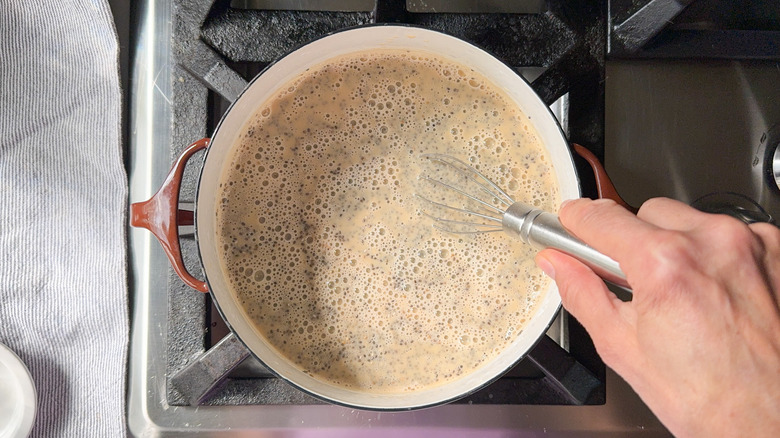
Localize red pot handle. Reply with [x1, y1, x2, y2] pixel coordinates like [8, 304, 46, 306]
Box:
[130, 138, 210, 293]
[571, 143, 638, 213]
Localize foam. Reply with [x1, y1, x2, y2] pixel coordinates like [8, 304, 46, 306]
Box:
[215, 49, 559, 393]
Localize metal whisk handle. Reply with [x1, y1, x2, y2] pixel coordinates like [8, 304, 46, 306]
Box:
[503, 202, 630, 291]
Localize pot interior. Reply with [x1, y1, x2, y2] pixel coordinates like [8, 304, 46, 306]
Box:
[196, 25, 579, 410]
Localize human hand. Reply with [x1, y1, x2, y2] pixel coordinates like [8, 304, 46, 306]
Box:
[535, 197, 780, 438]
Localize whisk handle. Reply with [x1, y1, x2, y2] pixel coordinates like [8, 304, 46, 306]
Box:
[503, 203, 630, 291]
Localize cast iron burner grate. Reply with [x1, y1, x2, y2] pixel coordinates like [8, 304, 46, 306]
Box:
[164, 0, 607, 407]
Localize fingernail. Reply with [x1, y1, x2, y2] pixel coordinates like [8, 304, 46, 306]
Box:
[559, 199, 573, 212]
[536, 255, 556, 280]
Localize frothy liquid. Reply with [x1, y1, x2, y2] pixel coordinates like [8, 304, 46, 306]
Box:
[215, 49, 559, 393]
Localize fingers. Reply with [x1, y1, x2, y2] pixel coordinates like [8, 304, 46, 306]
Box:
[558, 198, 658, 265]
[748, 222, 780, 305]
[749, 221, 780, 254]
[636, 197, 710, 231]
[536, 249, 625, 341]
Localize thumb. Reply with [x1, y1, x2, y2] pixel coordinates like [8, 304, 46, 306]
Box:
[535, 249, 625, 345]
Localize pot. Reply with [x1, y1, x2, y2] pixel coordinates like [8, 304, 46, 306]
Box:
[131, 25, 625, 410]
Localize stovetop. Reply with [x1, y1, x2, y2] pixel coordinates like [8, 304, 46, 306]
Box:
[126, 0, 778, 435]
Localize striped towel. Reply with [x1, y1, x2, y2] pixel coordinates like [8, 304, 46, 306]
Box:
[0, 1, 127, 436]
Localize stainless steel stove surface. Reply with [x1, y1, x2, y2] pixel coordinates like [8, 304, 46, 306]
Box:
[123, 0, 725, 435]
[604, 0, 780, 219]
[605, 60, 780, 219]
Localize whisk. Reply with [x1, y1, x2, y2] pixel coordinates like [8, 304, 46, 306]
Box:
[416, 153, 629, 290]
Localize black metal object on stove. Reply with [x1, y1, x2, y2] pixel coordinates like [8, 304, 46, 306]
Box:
[196, 0, 607, 153]
[608, 0, 780, 59]
[165, 0, 609, 407]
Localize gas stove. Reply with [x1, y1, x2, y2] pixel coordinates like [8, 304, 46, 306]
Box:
[127, 0, 780, 435]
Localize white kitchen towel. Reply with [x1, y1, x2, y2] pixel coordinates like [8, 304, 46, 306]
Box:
[0, 1, 127, 437]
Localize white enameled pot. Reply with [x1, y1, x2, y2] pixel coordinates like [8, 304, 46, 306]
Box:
[132, 25, 601, 410]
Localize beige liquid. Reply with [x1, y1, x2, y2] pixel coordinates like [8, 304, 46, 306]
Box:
[215, 49, 559, 393]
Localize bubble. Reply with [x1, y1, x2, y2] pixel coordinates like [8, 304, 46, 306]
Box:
[214, 48, 558, 393]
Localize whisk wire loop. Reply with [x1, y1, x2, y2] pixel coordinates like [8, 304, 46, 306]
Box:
[424, 214, 504, 234]
[420, 177, 505, 216]
[417, 153, 517, 234]
[415, 193, 503, 224]
[421, 153, 516, 207]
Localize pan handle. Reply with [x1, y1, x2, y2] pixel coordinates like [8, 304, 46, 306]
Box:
[571, 143, 638, 213]
[130, 138, 210, 293]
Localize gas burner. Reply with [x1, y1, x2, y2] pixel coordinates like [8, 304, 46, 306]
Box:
[128, 0, 670, 435]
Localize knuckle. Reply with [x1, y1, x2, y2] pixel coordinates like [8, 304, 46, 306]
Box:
[750, 222, 780, 255]
[749, 221, 780, 240]
[647, 231, 691, 264]
[635, 197, 680, 223]
[636, 197, 666, 216]
[641, 231, 695, 287]
[561, 198, 619, 228]
[706, 215, 757, 254]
